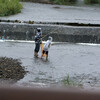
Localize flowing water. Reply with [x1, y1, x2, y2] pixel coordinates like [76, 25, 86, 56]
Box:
[0, 40, 100, 88]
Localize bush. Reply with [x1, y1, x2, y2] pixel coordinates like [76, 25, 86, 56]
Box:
[50, 0, 77, 5]
[84, 0, 98, 4]
[0, 0, 22, 16]
[98, 0, 100, 4]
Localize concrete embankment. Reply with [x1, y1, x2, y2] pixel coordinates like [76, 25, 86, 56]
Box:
[0, 22, 100, 43]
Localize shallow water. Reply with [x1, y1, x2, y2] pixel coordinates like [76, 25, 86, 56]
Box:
[1, 40, 100, 88]
[0, 2, 100, 24]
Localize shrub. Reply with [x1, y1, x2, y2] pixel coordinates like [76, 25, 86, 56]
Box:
[50, 0, 77, 5]
[84, 0, 98, 4]
[0, 0, 22, 16]
[98, 0, 100, 4]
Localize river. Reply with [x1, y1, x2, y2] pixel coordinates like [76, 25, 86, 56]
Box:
[0, 40, 100, 88]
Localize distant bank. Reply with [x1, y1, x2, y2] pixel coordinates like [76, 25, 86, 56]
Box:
[20, 0, 100, 5]
[21, 0, 84, 4]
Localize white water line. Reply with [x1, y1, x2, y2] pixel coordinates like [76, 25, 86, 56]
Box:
[77, 43, 100, 46]
[0, 39, 61, 44]
[1, 39, 100, 46]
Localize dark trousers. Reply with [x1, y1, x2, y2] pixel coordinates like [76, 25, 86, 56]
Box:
[34, 43, 40, 53]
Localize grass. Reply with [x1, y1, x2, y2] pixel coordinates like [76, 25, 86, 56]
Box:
[0, 0, 22, 16]
[63, 75, 83, 87]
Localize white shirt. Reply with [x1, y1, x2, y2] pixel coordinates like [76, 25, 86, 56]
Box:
[43, 40, 51, 51]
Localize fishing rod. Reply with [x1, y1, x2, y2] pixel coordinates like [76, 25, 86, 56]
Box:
[42, 26, 60, 40]
[40, 27, 60, 57]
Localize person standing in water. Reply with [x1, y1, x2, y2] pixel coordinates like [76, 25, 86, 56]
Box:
[34, 28, 42, 57]
[41, 36, 53, 60]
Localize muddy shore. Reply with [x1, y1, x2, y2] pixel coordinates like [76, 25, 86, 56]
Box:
[0, 57, 26, 85]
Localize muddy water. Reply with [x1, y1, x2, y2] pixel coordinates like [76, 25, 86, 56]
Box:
[0, 41, 100, 88]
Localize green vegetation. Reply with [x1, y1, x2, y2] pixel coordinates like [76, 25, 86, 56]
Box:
[21, 0, 77, 4]
[52, 0, 100, 5]
[20, 0, 100, 5]
[63, 75, 83, 87]
[0, 0, 22, 16]
[84, 0, 100, 4]
[21, 0, 34, 1]
[50, 0, 77, 5]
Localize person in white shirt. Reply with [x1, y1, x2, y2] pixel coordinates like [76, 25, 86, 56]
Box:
[41, 36, 53, 60]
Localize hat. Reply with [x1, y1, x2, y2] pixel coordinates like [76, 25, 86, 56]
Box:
[37, 28, 41, 32]
[48, 36, 53, 42]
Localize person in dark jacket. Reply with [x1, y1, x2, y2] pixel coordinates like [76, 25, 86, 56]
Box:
[34, 28, 42, 57]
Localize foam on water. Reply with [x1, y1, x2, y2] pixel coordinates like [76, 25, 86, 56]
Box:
[77, 43, 100, 46]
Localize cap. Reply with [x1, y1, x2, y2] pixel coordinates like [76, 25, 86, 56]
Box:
[48, 36, 53, 42]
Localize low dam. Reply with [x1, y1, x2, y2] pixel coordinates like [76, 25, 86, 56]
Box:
[0, 22, 100, 43]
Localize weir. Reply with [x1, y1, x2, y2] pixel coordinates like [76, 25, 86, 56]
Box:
[0, 22, 100, 43]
